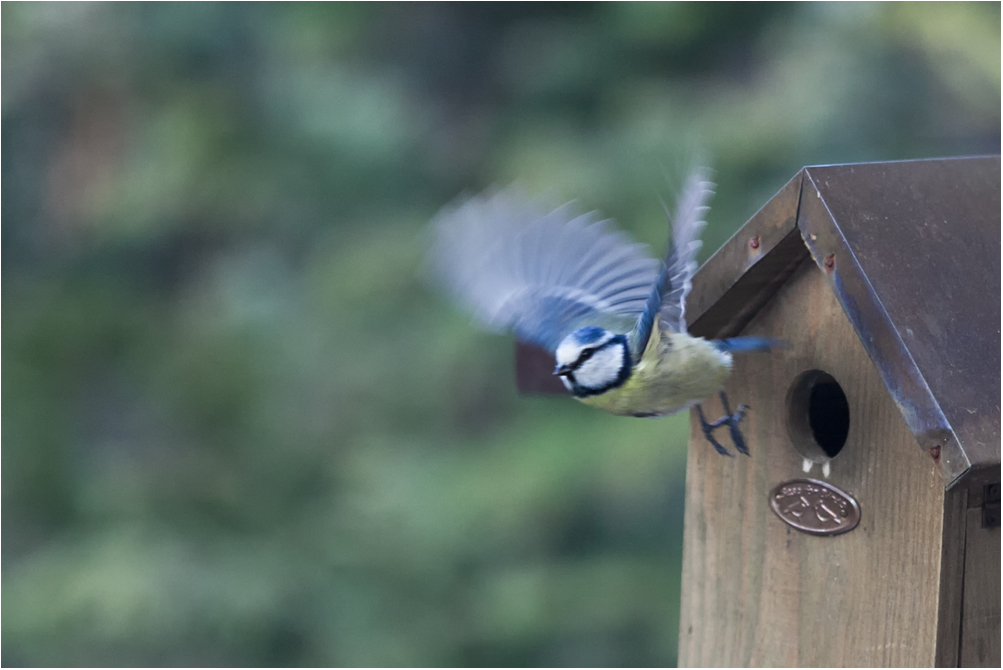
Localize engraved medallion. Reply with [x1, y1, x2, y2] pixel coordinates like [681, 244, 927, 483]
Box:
[769, 478, 860, 536]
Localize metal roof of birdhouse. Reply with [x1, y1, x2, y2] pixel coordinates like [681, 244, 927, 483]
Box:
[685, 156, 1000, 491]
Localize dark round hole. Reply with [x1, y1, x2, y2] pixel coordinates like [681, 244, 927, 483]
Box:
[787, 370, 850, 462]
[808, 379, 850, 457]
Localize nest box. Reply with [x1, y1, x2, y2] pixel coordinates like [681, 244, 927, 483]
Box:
[515, 157, 1001, 667]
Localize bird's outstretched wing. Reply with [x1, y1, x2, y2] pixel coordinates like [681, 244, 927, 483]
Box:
[427, 187, 660, 353]
[629, 167, 714, 353]
[659, 168, 715, 332]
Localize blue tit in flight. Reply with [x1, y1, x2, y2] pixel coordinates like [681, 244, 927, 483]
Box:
[427, 168, 779, 456]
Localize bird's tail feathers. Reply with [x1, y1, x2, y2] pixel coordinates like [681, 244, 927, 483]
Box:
[713, 337, 785, 353]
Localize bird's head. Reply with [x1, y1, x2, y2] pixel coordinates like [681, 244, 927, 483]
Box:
[554, 326, 632, 397]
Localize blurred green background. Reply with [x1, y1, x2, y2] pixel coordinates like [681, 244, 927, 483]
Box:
[2, 2, 999, 666]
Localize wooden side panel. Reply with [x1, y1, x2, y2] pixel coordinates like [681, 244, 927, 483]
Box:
[678, 260, 946, 667]
[960, 509, 1001, 667]
[935, 487, 967, 667]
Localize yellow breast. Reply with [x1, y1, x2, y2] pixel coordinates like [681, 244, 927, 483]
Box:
[579, 325, 732, 417]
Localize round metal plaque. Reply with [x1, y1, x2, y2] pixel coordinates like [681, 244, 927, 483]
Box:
[769, 478, 860, 536]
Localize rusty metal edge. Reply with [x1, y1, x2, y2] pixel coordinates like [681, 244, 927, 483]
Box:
[797, 168, 972, 489]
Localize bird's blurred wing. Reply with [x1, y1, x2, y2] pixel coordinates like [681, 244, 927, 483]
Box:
[427, 187, 659, 353]
[658, 168, 714, 332]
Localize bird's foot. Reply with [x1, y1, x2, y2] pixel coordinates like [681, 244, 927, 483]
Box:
[696, 391, 751, 457]
[696, 404, 733, 456]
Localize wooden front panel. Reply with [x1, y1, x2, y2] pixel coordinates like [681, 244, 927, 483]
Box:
[678, 260, 946, 667]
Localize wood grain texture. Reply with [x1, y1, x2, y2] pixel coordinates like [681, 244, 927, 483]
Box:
[935, 487, 967, 667]
[960, 509, 1001, 667]
[679, 259, 947, 667]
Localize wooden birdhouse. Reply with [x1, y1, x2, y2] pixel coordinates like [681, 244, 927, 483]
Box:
[515, 157, 1001, 667]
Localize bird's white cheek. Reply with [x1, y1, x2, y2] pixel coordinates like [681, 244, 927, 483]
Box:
[573, 346, 624, 390]
[559, 376, 573, 391]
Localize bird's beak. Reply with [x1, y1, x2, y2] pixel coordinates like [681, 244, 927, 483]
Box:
[554, 364, 571, 376]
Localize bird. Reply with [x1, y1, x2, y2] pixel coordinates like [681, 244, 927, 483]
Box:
[427, 168, 780, 456]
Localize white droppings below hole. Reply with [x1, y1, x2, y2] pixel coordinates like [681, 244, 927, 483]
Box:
[822, 460, 831, 478]
[802, 458, 813, 473]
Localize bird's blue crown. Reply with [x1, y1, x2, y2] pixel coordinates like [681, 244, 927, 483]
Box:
[571, 326, 608, 345]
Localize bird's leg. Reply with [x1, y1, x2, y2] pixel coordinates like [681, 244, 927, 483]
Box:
[697, 392, 752, 457]
[696, 404, 734, 457]
[718, 391, 751, 456]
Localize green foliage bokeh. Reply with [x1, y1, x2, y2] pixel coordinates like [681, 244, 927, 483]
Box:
[3, 3, 999, 666]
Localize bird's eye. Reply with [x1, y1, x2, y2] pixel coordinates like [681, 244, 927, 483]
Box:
[577, 348, 595, 364]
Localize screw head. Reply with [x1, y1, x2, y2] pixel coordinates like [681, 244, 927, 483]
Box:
[824, 254, 835, 270]
[749, 236, 760, 250]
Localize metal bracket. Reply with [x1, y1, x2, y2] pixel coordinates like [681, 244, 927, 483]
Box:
[983, 483, 1000, 528]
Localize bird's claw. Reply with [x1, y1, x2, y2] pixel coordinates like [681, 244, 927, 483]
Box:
[697, 392, 751, 457]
